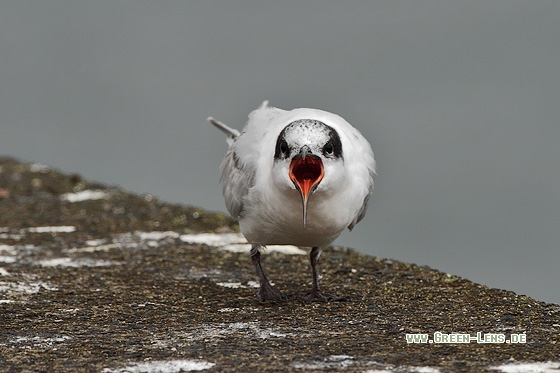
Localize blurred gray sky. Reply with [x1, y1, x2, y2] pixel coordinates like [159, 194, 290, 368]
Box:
[1, 1, 559, 304]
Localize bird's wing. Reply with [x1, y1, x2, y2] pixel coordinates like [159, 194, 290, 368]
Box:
[207, 116, 248, 217]
[207, 117, 249, 218]
[221, 145, 258, 218]
[211, 101, 285, 218]
[347, 128, 376, 231]
[348, 167, 375, 231]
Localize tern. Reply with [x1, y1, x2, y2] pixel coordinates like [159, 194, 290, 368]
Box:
[208, 101, 376, 302]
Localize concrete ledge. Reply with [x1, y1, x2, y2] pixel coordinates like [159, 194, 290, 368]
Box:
[1, 157, 559, 372]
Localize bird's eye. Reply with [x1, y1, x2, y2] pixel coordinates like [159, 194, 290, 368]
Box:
[274, 137, 291, 160]
[279, 140, 289, 157]
[323, 142, 334, 156]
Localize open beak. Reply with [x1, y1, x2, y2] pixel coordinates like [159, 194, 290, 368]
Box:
[288, 145, 325, 227]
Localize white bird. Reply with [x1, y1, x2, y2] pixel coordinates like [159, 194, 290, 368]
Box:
[208, 101, 376, 302]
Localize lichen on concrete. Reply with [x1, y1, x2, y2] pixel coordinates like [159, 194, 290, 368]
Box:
[0, 157, 558, 372]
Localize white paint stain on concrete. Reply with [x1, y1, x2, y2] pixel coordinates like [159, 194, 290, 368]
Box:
[0, 244, 38, 262]
[187, 321, 291, 342]
[1, 230, 305, 271]
[0, 244, 47, 267]
[0, 228, 23, 241]
[0, 244, 17, 262]
[0, 280, 57, 296]
[0, 244, 16, 254]
[8, 335, 71, 349]
[0, 256, 17, 263]
[215, 281, 265, 289]
[102, 359, 215, 373]
[85, 238, 107, 247]
[136, 231, 180, 241]
[0, 232, 23, 240]
[220, 243, 306, 255]
[60, 190, 108, 203]
[337, 363, 442, 373]
[25, 226, 76, 233]
[490, 361, 560, 373]
[37, 257, 120, 268]
[69, 243, 121, 253]
[180, 232, 245, 246]
[11, 335, 71, 344]
[409, 367, 442, 373]
[293, 355, 355, 370]
[216, 282, 246, 289]
[218, 243, 251, 252]
[106, 231, 305, 255]
[112, 231, 181, 250]
[180, 233, 305, 255]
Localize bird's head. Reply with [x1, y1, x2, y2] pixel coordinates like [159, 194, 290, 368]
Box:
[272, 119, 344, 227]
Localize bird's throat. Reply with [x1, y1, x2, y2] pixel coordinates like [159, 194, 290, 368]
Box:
[289, 156, 324, 227]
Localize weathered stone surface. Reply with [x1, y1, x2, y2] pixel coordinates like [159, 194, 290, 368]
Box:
[0, 157, 558, 372]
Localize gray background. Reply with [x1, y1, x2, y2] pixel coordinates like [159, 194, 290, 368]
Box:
[1, 1, 559, 304]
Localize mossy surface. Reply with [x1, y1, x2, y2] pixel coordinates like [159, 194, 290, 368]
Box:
[0, 157, 558, 372]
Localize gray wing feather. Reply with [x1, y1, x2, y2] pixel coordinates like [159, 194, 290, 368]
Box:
[348, 168, 375, 231]
[220, 147, 254, 218]
[208, 115, 257, 219]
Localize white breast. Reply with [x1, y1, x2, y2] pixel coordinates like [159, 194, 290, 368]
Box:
[239, 170, 368, 247]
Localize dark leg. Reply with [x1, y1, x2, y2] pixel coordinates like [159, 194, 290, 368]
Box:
[250, 244, 286, 301]
[303, 247, 346, 302]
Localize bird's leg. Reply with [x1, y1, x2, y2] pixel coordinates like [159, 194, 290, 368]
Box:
[250, 244, 286, 301]
[303, 247, 344, 302]
[303, 247, 331, 302]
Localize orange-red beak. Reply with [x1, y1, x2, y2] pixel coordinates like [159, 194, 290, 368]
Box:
[289, 148, 324, 227]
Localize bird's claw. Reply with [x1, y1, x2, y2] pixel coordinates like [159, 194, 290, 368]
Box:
[302, 289, 348, 303]
[257, 283, 287, 302]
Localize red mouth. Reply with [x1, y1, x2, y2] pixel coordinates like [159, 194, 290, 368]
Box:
[289, 155, 324, 226]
